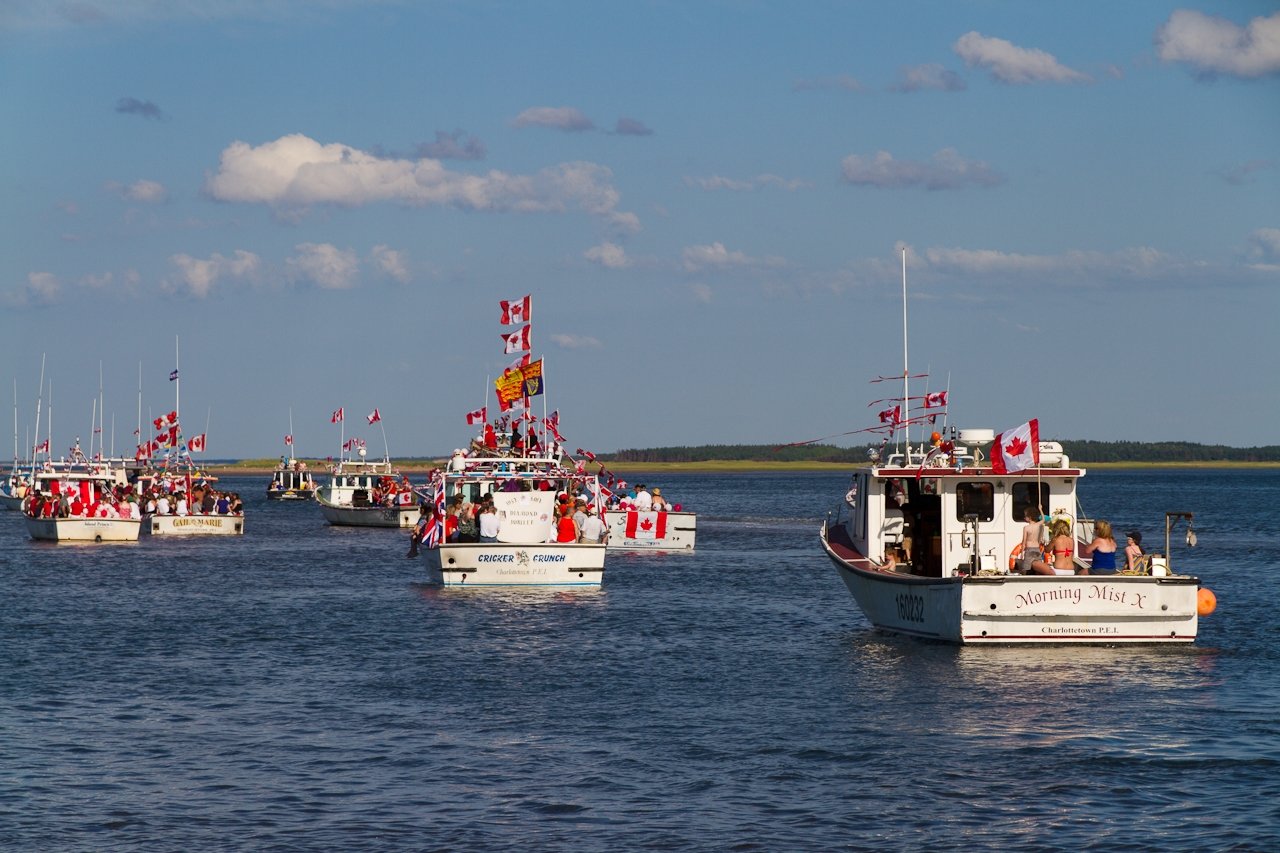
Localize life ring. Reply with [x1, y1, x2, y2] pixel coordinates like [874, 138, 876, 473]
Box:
[1009, 543, 1024, 572]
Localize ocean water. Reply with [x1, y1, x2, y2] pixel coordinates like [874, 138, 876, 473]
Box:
[2, 470, 1276, 851]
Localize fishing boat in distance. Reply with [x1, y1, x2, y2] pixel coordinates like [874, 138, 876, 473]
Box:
[817, 249, 1212, 644]
[267, 413, 316, 500]
[316, 447, 418, 528]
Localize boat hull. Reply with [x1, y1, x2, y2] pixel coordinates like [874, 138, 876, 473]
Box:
[1, 493, 23, 511]
[144, 514, 245, 536]
[605, 510, 696, 551]
[822, 524, 1198, 644]
[26, 516, 141, 542]
[425, 542, 605, 586]
[266, 489, 314, 501]
[319, 502, 417, 528]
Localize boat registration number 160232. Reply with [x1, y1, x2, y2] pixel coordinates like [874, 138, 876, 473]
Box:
[895, 593, 925, 623]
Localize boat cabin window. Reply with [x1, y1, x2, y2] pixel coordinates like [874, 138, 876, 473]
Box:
[955, 482, 994, 522]
[1011, 482, 1049, 522]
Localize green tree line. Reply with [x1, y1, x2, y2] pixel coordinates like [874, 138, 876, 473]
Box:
[603, 441, 1280, 464]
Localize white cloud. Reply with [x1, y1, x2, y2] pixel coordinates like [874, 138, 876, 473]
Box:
[26, 271, 60, 302]
[888, 63, 967, 92]
[371, 244, 410, 283]
[549, 333, 602, 349]
[584, 242, 630, 269]
[1245, 228, 1280, 269]
[841, 148, 1002, 190]
[204, 134, 635, 228]
[923, 245, 1175, 278]
[106, 179, 168, 202]
[685, 174, 808, 192]
[169, 250, 260, 298]
[1156, 10, 1280, 78]
[287, 243, 359, 290]
[953, 31, 1090, 84]
[510, 106, 595, 132]
[691, 283, 712, 304]
[681, 242, 784, 273]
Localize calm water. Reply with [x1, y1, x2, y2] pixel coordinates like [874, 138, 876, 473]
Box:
[2, 470, 1277, 851]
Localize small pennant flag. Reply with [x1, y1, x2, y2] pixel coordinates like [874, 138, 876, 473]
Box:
[169, 369, 179, 382]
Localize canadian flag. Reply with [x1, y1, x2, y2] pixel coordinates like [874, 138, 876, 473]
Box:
[331, 407, 344, 424]
[625, 511, 668, 540]
[924, 391, 948, 409]
[466, 407, 487, 425]
[187, 433, 206, 453]
[501, 324, 532, 354]
[285, 434, 293, 446]
[991, 419, 1040, 474]
[878, 405, 900, 425]
[34, 438, 50, 454]
[500, 295, 531, 325]
[367, 408, 381, 425]
[168, 425, 180, 448]
[136, 443, 151, 461]
[505, 352, 531, 374]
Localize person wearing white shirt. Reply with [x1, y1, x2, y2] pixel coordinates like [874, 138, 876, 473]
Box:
[633, 484, 653, 511]
[175, 493, 189, 516]
[155, 495, 170, 515]
[579, 506, 607, 544]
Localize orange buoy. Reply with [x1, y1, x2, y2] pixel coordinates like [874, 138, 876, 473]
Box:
[1197, 588, 1217, 617]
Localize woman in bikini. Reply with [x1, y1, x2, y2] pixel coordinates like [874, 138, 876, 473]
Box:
[1029, 519, 1077, 575]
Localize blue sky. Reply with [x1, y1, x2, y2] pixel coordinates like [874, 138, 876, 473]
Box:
[3, 1, 1278, 459]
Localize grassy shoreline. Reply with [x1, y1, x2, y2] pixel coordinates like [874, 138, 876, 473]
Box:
[209, 459, 1280, 476]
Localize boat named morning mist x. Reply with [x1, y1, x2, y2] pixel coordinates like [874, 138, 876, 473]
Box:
[816, 249, 1214, 644]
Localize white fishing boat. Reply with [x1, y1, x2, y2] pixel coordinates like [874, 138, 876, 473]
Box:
[423, 455, 606, 587]
[316, 451, 418, 528]
[267, 463, 317, 501]
[22, 467, 140, 542]
[145, 512, 244, 536]
[605, 508, 696, 550]
[818, 249, 1212, 644]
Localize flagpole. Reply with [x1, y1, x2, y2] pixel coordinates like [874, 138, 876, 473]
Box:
[379, 416, 389, 464]
[32, 355, 45, 466]
[174, 335, 180, 427]
[288, 408, 295, 462]
[204, 406, 211, 459]
[900, 246, 910, 465]
[136, 361, 142, 464]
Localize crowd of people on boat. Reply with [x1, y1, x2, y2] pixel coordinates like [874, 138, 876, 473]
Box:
[21, 477, 244, 520]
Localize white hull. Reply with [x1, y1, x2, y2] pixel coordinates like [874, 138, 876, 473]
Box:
[144, 514, 245, 536]
[1, 492, 22, 511]
[605, 510, 696, 551]
[26, 516, 141, 542]
[319, 502, 417, 528]
[822, 523, 1198, 644]
[426, 542, 605, 586]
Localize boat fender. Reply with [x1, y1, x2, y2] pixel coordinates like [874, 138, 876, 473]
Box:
[1009, 543, 1024, 571]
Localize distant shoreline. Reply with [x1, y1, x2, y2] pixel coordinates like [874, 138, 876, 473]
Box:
[207, 459, 1280, 476]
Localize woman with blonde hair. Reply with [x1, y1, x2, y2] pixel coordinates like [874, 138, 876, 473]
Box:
[1081, 519, 1118, 575]
[1029, 518, 1077, 575]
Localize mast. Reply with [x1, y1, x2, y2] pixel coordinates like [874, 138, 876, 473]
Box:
[174, 336, 181, 428]
[288, 408, 295, 462]
[136, 361, 143, 462]
[98, 361, 104, 461]
[32, 355, 45, 465]
[900, 246, 911, 464]
[11, 378, 17, 467]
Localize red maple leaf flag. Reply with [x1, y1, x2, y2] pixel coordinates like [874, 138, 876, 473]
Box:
[924, 391, 948, 409]
[991, 419, 1040, 474]
[501, 324, 531, 354]
[625, 511, 668, 540]
[500, 295, 531, 325]
[465, 407, 487, 425]
[285, 434, 293, 446]
[331, 407, 344, 424]
[187, 433, 206, 453]
[367, 408, 381, 425]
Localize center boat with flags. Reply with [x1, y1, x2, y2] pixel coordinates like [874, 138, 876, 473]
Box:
[315, 407, 418, 527]
[817, 248, 1213, 644]
[419, 294, 606, 586]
